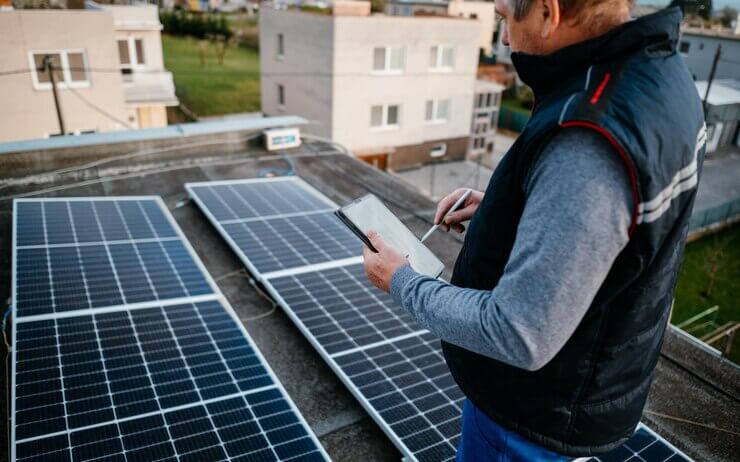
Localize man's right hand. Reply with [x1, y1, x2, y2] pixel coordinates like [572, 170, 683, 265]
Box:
[434, 188, 484, 234]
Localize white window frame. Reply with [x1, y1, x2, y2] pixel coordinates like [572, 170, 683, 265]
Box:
[425, 99, 450, 124]
[370, 104, 401, 130]
[28, 49, 91, 91]
[372, 46, 405, 74]
[117, 37, 146, 85]
[430, 45, 455, 71]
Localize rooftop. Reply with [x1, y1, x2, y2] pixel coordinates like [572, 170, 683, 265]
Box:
[0, 121, 738, 461]
[682, 27, 740, 41]
[695, 79, 740, 106]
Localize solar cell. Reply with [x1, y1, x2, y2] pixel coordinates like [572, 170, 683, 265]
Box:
[335, 332, 463, 462]
[268, 264, 422, 355]
[11, 197, 328, 462]
[589, 425, 692, 462]
[17, 389, 327, 462]
[187, 178, 335, 222]
[222, 212, 361, 274]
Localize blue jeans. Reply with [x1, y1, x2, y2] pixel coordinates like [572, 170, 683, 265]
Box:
[456, 400, 569, 462]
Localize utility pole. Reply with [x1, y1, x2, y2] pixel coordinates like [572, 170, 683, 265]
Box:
[43, 55, 65, 136]
[703, 44, 721, 115]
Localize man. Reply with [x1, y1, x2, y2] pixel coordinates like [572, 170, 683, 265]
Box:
[363, 1, 706, 460]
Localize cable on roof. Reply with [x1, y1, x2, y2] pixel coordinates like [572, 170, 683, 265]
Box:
[2, 305, 12, 352]
[0, 148, 343, 202]
[0, 133, 264, 192]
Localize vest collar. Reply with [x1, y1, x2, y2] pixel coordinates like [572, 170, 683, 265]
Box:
[511, 8, 682, 100]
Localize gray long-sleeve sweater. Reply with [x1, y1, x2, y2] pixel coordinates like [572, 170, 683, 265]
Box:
[390, 128, 633, 371]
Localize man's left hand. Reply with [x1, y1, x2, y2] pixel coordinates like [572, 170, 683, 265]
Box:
[362, 230, 409, 293]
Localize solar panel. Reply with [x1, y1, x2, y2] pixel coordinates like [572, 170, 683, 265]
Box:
[269, 264, 422, 355]
[11, 197, 328, 462]
[187, 178, 335, 222]
[589, 424, 692, 462]
[187, 177, 694, 462]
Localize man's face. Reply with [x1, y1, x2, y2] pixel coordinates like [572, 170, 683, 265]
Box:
[496, 0, 552, 55]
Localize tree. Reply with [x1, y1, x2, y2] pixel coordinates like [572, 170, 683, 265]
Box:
[716, 6, 738, 28]
[669, 0, 713, 21]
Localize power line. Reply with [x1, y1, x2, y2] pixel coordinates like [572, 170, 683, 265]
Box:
[0, 66, 482, 78]
[65, 85, 134, 129]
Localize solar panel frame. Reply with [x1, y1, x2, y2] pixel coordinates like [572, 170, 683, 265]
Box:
[11, 196, 329, 462]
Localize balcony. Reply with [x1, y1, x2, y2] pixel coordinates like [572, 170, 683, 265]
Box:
[123, 70, 179, 107]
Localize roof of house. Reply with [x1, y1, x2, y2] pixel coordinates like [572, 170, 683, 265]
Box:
[695, 79, 740, 106]
[0, 122, 737, 461]
[682, 27, 740, 42]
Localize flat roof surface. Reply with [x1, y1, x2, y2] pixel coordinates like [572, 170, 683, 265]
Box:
[695, 79, 740, 106]
[0, 135, 737, 461]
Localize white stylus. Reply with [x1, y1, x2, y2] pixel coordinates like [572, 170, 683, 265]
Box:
[420, 188, 473, 243]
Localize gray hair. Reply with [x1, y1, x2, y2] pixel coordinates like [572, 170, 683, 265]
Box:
[506, 0, 633, 21]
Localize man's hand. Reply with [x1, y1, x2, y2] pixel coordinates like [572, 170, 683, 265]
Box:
[434, 188, 484, 233]
[362, 230, 409, 293]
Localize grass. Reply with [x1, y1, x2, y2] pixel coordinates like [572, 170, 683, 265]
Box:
[672, 224, 740, 363]
[162, 34, 260, 116]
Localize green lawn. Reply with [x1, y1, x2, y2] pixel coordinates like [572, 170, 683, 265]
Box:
[672, 224, 739, 362]
[162, 34, 260, 116]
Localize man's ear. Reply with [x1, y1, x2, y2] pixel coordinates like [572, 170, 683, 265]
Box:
[540, 0, 561, 39]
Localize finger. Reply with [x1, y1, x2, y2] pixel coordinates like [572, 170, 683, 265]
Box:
[439, 222, 450, 232]
[444, 207, 474, 226]
[366, 230, 384, 251]
[451, 223, 465, 233]
[434, 190, 463, 224]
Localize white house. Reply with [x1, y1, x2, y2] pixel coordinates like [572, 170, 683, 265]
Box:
[260, 1, 480, 170]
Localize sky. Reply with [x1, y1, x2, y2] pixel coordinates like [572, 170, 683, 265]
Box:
[640, 0, 740, 9]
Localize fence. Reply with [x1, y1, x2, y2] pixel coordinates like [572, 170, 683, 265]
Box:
[498, 106, 531, 133]
[689, 197, 740, 233]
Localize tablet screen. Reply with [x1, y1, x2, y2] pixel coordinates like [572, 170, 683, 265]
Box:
[341, 195, 445, 278]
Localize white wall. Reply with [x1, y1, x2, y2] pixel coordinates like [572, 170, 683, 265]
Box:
[332, 15, 479, 151]
[259, 9, 334, 138]
[0, 11, 130, 142]
[448, 0, 496, 54]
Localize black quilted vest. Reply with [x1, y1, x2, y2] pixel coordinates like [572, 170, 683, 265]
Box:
[444, 9, 706, 456]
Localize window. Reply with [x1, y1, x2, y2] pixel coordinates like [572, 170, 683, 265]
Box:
[277, 33, 284, 58]
[278, 84, 285, 106]
[373, 46, 405, 73]
[370, 104, 401, 129]
[485, 92, 493, 107]
[135, 39, 145, 65]
[430, 45, 455, 70]
[425, 99, 450, 123]
[30, 50, 89, 89]
[475, 93, 486, 109]
[679, 41, 690, 54]
[117, 37, 145, 82]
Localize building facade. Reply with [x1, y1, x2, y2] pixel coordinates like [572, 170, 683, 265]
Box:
[104, 4, 179, 129]
[469, 79, 503, 157]
[679, 29, 740, 81]
[0, 5, 176, 143]
[260, 3, 479, 170]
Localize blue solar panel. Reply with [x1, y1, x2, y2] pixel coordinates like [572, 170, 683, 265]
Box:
[187, 178, 334, 222]
[11, 197, 328, 462]
[17, 389, 327, 462]
[221, 212, 361, 274]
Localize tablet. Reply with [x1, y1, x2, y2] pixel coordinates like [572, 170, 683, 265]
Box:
[335, 194, 445, 278]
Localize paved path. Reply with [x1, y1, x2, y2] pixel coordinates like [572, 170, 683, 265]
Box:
[395, 135, 740, 217]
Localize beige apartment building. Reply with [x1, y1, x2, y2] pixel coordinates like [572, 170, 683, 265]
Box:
[0, 4, 176, 143]
[260, 2, 480, 170]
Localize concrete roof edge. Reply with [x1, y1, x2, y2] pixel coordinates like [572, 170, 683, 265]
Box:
[0, 116, 309, 156]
